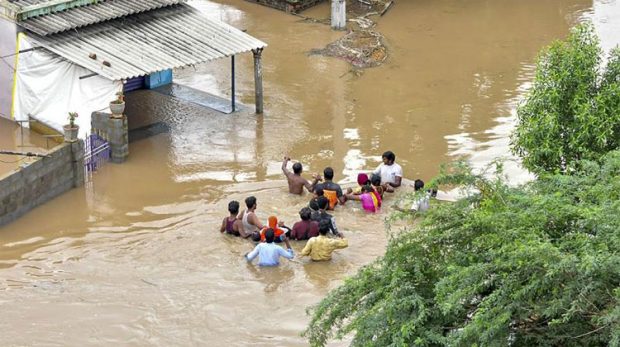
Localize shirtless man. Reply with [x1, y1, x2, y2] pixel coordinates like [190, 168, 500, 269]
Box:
[282, 156, 321, 195]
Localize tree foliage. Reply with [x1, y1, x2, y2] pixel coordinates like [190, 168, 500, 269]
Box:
[304, 22, 620, 346]
[304, 152, 620, 346]
[512, 23, 620, 175]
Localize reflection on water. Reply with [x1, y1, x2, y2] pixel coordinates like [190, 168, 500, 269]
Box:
[445, 63, 538, 185]
[2, 0, 619, 345]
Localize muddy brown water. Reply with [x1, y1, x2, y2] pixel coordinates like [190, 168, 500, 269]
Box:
[0, 117, 53, 176]
[1, 0, 618, 345]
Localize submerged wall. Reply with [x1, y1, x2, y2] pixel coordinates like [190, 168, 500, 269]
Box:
[245, 0, 325, 13]
[0, 141, 84, 226]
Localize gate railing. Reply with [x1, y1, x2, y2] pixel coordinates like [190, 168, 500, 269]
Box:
[84, 133, 110, 180]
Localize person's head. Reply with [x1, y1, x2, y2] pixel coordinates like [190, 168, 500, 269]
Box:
[299, 207, 312, 221]
[382, 151, 396, 165]
[264, 228, 275, 243]
[370, 173, 381, 187]
[414, 179, 425, 191]
[228, 200, 240, 215]
[292, 162, 302, 175]
[309, 200, 319, 211]
[323, 167, 334, 181]
[314, 186, 324, 197]
[268, 216, 278, 229]
[318, 220, 330, 235]
[245, 196, 257, 209]
[357, 173, 369, 186]
[317, 196, 329, 210]
[361, 184, 373, 193]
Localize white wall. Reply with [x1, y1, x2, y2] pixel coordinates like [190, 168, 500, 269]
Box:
[0, 18, 17, 119]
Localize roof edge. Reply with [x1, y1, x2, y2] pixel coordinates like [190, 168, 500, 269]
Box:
[0, 0, 103, 21]
[19, 0, 101, 21]
[0, 0, 20, 20]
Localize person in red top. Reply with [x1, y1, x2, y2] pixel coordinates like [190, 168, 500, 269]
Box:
[290, 207, 319, 240]
[260, 216, 290, 243]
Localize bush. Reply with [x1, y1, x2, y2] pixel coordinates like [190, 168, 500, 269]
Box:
[304, 152, 620, 346]
[511, 23, 620, 175]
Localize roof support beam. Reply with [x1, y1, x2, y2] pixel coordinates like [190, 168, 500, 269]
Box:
[252, 48, 264, 114]
[231, 55, 236, 113]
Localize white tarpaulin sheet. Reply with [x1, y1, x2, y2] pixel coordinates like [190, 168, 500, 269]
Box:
[13, 33, 122, 138]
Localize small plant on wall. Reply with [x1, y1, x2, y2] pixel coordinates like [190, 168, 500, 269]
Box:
[68, 112, 78, 128]
[64, 111, 79, 142]
[109, 91, 125, 118]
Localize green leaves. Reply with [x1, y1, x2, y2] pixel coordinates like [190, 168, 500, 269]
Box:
[511, 23, 620, 175]
[304, 153, 620, 346]
[304, 23, 620, 347]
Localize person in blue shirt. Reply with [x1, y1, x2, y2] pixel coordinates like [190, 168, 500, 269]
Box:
[245, 229, 294, 266]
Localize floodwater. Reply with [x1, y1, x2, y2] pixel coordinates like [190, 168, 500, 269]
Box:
[0, 117, 53, 176]
[1, 0, 618, 345]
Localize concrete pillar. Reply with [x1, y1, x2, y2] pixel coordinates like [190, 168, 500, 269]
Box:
[90, 111, 129, 163]
[252, 48, 264, 114]
[108, 116, 129, 163]
[70, 140, 85, 187]
[331, 0, 346, 30]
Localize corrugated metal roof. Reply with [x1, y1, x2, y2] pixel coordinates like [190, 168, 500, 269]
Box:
[28, 4, 267, 81]
[15, 0, 186, 36]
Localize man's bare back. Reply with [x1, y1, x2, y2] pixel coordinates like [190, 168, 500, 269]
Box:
[282, 157, 320, 195]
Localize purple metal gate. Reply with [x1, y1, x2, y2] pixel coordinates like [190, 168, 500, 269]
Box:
[84, 133, 110, 176]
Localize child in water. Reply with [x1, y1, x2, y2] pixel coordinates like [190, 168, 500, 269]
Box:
[410, 179, 437, 212]
[370, 173, 393, 199]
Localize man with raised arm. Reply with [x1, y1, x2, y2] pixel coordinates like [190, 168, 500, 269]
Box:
[282, 156, 321, 195]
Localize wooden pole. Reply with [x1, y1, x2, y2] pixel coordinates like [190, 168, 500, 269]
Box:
[331, 0, 346, 30]
[252, 48, 264, 114]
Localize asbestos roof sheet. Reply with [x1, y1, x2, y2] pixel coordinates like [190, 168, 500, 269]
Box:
[28, 4, 267, 81]
[15, 0, 186, 36]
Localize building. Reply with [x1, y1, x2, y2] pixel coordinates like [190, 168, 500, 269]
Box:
[0, 0, 267, 137]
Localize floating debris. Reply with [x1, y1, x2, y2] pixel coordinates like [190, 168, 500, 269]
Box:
[348, 0, 393, 18]
[348, 17, 375, 29]
[309, 30, 387, 69]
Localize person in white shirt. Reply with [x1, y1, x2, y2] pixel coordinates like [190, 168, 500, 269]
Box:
[411, 179, 431, 212]
[372, 150, 403, 188]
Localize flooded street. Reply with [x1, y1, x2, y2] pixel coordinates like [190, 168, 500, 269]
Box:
[1, 0, 618, 345]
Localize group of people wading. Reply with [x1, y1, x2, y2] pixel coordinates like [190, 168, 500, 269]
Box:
[221, 151, 407, 267]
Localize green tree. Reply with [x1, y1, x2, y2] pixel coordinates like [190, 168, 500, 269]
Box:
[304, 152, 620, 346]
[512, 23, 620, 175]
